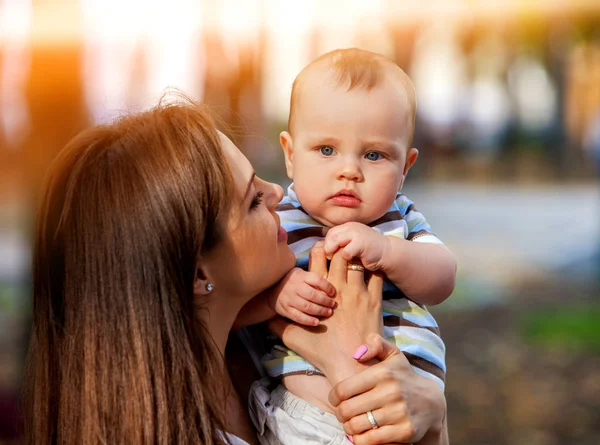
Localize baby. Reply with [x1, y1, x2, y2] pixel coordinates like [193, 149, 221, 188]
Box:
[239, 48, 456, 444]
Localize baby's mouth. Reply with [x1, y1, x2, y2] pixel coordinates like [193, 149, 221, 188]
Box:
[331, 189, 360, 200]
[329, 190, 361, 207]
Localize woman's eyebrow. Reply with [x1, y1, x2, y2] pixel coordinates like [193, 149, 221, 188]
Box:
[243, 172, 256, 200]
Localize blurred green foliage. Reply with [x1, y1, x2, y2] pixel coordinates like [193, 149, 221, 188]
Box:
[520, 304, 600, 351]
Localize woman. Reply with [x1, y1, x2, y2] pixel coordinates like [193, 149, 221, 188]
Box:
[24, 99, 447, 444]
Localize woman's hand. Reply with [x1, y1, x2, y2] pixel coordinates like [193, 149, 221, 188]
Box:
[269, 241, 383, 383]
[330, 334, 448, 445]
[270, 242, 449, 444]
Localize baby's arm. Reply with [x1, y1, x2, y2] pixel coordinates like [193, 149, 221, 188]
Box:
[233, 267, 336, 329]
[323, 216, 456, 306]
[389, 195, 456, 305]
[380, 237, 456, 306]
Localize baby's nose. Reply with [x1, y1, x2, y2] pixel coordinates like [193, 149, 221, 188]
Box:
[338, 160, 363, 182]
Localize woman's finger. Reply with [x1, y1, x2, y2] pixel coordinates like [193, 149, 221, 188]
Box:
[268, 316, 300, 342]
[344, 407, 390, 436]
[366, 271, 384, 300]
[329, 369, 378, 408]
[268, 316, 319, 347]
[329, 249, 348, 283]
[329, 353, 409, 407]
[355, 333, 399, 363]
[346, 258, 366, 288]
[336, 383, 394, 421]
[308, 241, 328, 278]
[352, 424, 413, 445]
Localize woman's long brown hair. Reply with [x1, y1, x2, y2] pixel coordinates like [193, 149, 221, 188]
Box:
[24, 100, 234, 444]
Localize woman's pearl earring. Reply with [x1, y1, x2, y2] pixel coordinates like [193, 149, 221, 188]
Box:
[206, 283, 214, 292]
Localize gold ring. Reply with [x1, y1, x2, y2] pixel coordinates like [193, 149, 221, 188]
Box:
[366, 410, 378, 429]
[347, 264, 365, 272]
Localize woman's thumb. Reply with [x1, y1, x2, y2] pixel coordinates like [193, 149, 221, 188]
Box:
[268, 316, 291, 339]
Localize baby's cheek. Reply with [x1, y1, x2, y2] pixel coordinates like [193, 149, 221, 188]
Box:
[295, 187, 321, 213]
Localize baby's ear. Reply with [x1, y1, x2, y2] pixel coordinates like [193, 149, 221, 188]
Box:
[398, 148, 419, 191]
[403, 148, 419, 176]
[280, 131, 294, 180]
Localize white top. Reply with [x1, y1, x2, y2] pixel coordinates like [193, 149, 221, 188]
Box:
[224, 432, 251, 445]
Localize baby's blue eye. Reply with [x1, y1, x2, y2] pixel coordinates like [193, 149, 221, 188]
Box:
[365, 152, 382, 161]
[319, 146, 334, 156]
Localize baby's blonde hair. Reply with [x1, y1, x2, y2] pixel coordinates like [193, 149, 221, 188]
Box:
[288, 48, 417, 145]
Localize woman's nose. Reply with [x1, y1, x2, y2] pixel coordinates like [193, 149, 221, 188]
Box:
[267, 182, 284, 209]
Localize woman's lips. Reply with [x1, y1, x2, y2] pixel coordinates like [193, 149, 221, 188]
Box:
[277, 225, 288, 243]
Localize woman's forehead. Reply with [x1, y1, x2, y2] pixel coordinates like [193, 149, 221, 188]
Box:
[217, 132, 253, 194]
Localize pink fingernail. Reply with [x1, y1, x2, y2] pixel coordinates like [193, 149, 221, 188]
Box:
[352, 344, 368, 360]
[346, 434, 354, 443]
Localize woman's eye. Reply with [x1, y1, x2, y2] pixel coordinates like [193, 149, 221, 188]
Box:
[319, 146, 335, 156]
[250, 190, 264, 210]
[365, 151, 382, 161]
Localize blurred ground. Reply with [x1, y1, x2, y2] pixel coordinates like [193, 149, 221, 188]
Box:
[436, 291, 600, 445]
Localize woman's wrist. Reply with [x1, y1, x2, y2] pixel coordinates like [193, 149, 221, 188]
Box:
[318, 342, 379, 385]
[322, 357, 368, 385]
[417, 414, 448, 445]
[417, 379, 448, 445]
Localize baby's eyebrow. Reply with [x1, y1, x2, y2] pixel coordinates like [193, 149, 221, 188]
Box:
[365, 141, 401, 152]
[306, 135, 341, 145]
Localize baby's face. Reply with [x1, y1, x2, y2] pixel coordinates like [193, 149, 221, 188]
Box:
[282, 72, 416, 227]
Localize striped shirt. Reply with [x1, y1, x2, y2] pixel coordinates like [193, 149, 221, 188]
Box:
[261, 184, 447, 390]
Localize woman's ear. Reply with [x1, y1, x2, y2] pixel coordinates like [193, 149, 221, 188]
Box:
[280, 131, 294, 180]
[193, 267, 214, 296]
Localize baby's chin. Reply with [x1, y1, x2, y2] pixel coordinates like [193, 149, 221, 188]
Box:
[311, 208, 383, 228]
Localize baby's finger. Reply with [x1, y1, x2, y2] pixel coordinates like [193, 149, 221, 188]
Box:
[342, 241, 362, 262]
[324, 233, 351, 258]
[301, 287, 336, 308]
[323, 239, 340, 258]
[304, 273, 336, 297]
[293, 296, 333, 317]
[286, 307, 321, 326]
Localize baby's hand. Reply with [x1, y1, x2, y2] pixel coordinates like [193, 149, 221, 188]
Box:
[269, 267, 336, 326]
[324, 222, 391, 271]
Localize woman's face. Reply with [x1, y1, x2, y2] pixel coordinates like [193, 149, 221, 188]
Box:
[202, 133, 295, 302]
